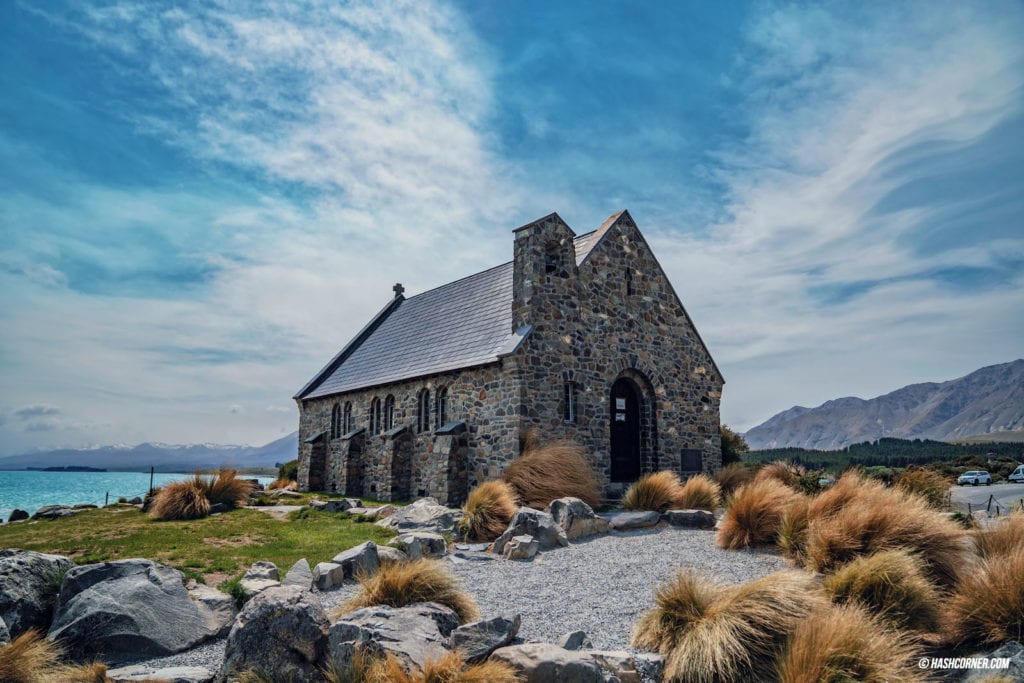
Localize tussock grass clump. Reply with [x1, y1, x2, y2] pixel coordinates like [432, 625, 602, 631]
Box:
[754, 460, 805, 488]
[341, 559, 479, 624]
[631, 569, 825, 682]
[947, 546, 1024, 645]
[459, 481, 518, 542]
[150, 481, 212, 520]
[822, 550, 941, 633]
[972, 512, 1024, 560]
[804, 481, 966, 586]
[267, 479, 298, 491]
[776, 604, 926, 683]
[714, 463, 754, 496]
[342, 650, 522, 683]
[717, 478, 800, 549]
[778, 495, 811, 561]
[896, 467, 949, 509]
[502, 439, 601, 509]
[194, 468, 254, 509]
[674, 474, 722, 511]
[0, 630, 108, 683]
[621, 471, 684, 512]
[807, 471, 887, 519]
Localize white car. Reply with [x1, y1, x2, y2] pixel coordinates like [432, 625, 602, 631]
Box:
[957, 470, 992, 486]
[1008, 465, 1024, 483]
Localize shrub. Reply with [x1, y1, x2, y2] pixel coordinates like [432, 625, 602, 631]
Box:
[459, 481, 519, 541]
[720, 425, 749, 466]
[267, 479, 298, 491]
[776, 604, 926, 683]
[754, 460, 805, 488]
[947, 546, 1024, 645]
[0, 630, 108, 683]
[194, 468, 253, 509]
[621, 471, 684, 512]
[822, 550, 941, 633]
[972, 512, 1024, 560]
[778, 495, 811, 561]
[501, 439, 601, 509]
[714, 463, 754, 496]
[278, 459, 299, 482]
[896, 467, 950, 509]
[631, 569, 825, 682]
[150, 481, 211, 520]
[344, 650, 523, 683]
[717, 478, 800, 549]
[674, 474, 721, 511]
[341, 559, 479, 624]
[793, 469, 828, 496]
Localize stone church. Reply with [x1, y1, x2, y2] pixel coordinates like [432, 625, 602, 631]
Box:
[294, 210, 724, 505]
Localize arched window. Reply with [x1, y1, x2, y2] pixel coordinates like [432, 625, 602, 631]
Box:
[625, 268, 634, 296]
[435, 387, 448, 429]
[563, 381, 578, 423]
[544, 241, 567, 277]
[416, 389, 430, 433]
[330, 403, 341, 439]
[343, 402, 352, 433]
[369, 397, 381, 435]
[383, 395, 395, 431]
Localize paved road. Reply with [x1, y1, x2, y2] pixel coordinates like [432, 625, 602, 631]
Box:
[949, 482, 1024, 513]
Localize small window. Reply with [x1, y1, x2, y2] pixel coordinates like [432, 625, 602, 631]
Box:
[416, 389, 430, 433]
[563, 381, 578, 423]
[330, 403, 341, 439]
[343, 402, 352, 434]
[369, 397, 381, 435]
[383, 395, 395, 431]
[625, 268, 634, 296]
[544, 242, 566, 276]
[435, 387, 448, 429]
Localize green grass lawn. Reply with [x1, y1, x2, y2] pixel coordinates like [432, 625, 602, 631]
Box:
[0, 505, 395, 589]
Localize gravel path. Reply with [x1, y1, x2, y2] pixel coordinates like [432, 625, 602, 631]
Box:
[124, 524, 789, 674]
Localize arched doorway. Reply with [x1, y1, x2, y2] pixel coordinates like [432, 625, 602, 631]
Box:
[610, 377, 642, 481]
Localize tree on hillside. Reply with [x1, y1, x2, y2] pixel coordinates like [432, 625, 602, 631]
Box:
[721, 425, 749, 466]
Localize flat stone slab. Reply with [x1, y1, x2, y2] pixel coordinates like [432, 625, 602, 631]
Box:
[603, 510, 661, 531]
[662, 509, 715, 529]
[106, 665, 214, 682]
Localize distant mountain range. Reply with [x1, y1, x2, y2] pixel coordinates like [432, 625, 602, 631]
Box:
[744, 359, 1024, 450]
[0, 432, 298, 472]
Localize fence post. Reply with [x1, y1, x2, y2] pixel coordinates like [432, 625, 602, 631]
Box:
[149, 466, 155, 497]
[104, 492, 109, 507]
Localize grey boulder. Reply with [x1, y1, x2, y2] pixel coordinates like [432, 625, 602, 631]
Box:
[239, 561, 280, 597]
[282, 558, 314, 590]
[323, 498, 360, 513]
[450, 614, 520, 662]
[220, 585, 329, 683]
[377, 546, 410, 564]
[389, 532, 448, 559]
[188, 585, 237, 638]
[376, 497, 460, 534]
[587, 650, 643, 683]
[32, 504, 81, 519]
[490, 643, 605, 683]
[7, 509, 29, 523]
[332, 541, 380, 579]
[493, 508, 568, 554]
[47, 559, 220, 660]
[329, 602, 459, 673]
[0, 548, 72, 637]
[604, 510, 661, 531]
[548, 498, 610, 540]
[503, 535, 539, 561]
[313, 562, 345, 591]
[0, 615, 9, 646]
[557, 630, 594, 651]
[107, 664, 214, 682]
[962, 641, 1024, 682]
[663, 509, 716, 528]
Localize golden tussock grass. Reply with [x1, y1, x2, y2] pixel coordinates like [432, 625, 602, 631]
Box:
[807, 471, 888, 519]
[972, 512, 1024, 560]
[621, 471, 684, 512]
[754, 460, 805, 488]
[501, 439, 601, 509]
[149, 480, 211, 520]
[631, 569, 825, 682]
[776, 604, 926, 683]
[194, 468, 254, 509]
[339, 650, 522, 683]
[716, 478, 800, 549]
[804, 480, 966, 586]
[822, 549, 941, 633]
[674, 474, 721, 511]
[777, 495, 811, 561]
[340, 559, 479, 624]
[714, 463, 754, 496]
[947, 545, 1024, 646]
[0, 630, 108, 683]
[267, 479, 298, 491]
[895, 466, 950, 509]
[458, 481, 519, 542]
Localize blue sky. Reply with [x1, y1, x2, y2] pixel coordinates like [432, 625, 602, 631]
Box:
[1, 0, 1022, 455]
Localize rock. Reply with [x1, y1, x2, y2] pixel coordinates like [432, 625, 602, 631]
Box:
[188, 585, 237, 638]
[548, 498, 610, 540]
[389, 532, 448, 559]
[375, 497, 460, 534]
[209, 503, 227, 514]
[490, 643, 605, 683]
[48, 559, 220, 660]
[7, 509, 29, 523]
[962, 641, 1024, 682]
[107, 664, 215, 682]
[309, 500, 328, 510]
[450, 614, 520, 662]
[313, 562, 345, 591]
[587, 650, 641, 683]
[220, 585, 329, 683]
[377, 546, 410, 564]
[32, 504, 80, 519]
[72, 503, 98, 509]
[128, 497, 143, 505]
[0, 548, 73, 637]
[662, 509, 715, 528]
[503, 535, 539, 561]
[372, 504, 397, 519]
[448, 551, 497, 563]
[632, 653, 666, 683]
[604, 510, 661, 531]
[557, 630, 593, 651]
[243, 478, 264, 492]
[329, 602, 459, 673]
[324, 498, 359, 513]
[331, 541, 380, 580]
[493, 508, 568, 555]
[239, 561, 280, 597]
[282, 558, 313, 590]
[0, 615, 9, 646]
[455, 542, 491, 552]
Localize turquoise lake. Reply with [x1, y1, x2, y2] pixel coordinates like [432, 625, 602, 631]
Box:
[0, 471, 275, 520]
